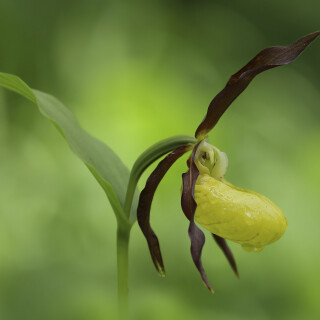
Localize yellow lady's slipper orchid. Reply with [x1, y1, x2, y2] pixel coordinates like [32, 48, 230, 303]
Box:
[194, 174, 288, 253]
[193, 141, 287, 253]
[137, 32, 319, 293]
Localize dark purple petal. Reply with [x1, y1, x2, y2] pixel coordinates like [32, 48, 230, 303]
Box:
[195, 31, 320, 139]
[181, 143, 214, 293]
[181, 143, 200, 220]
[137, 145, 191, 276]
[181, 169, 198, 221]
[189, 220, 213, 293]
[212, 234, 239, 278]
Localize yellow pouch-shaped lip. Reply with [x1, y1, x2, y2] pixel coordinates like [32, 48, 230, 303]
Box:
[194, 174, 288, 252]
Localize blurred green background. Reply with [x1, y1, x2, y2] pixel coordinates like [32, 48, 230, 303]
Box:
[0, 1, 320, 319]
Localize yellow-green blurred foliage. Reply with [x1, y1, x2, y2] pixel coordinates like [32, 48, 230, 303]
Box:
[0, 1, 320, 319]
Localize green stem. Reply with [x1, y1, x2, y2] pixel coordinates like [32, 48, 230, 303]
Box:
[117, 225, 130, 320]
[123, 135, 197, 218]
[117, 135, 196, 318]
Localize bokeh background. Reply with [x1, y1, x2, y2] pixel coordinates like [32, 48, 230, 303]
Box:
[0, 1, 320, 319]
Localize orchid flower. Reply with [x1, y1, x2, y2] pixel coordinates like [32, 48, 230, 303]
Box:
[137, 31, 320, 293]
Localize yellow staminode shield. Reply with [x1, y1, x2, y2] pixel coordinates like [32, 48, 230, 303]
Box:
[194, 174, 288, 252]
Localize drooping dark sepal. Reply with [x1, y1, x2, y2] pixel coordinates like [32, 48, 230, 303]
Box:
[181, 143, 214, 293]
[195, 31, 320, 139]
[137, 145, 191, 277]
[212, 234, 239, 278]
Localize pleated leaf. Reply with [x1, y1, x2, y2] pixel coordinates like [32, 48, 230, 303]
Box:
[0, 72, 137, 226]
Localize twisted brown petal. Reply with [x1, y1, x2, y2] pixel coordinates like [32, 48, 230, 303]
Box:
[181, 143, 214, 293]
[195, 31, 320, 139]
[212, 234, 239, 278]
[137, 145, 191, 276]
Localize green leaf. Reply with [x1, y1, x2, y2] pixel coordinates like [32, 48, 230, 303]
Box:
[0, 72, 135, 227]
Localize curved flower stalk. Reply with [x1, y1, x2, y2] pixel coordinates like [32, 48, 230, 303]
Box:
[137, 31, 320, 293]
